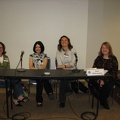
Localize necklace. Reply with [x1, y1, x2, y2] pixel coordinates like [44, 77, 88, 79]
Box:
[102, 58, 108, 68]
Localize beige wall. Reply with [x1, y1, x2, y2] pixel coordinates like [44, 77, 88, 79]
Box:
[86, 0, 120, 69]
[103, 0, 120, 69]
[86, 0, 104, 68]
[0, 0, 120, 69]
[0, 0, 88, 69]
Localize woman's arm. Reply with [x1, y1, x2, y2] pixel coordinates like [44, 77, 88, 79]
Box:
[29, 57, 36, 69]
[111, 56, 118, 77]
[118, 72, 120, 80]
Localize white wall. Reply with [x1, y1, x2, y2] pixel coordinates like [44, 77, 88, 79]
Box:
[0, 0, 88, 69]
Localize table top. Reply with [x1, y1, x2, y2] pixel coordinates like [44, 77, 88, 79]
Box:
[0, 69, 111, 80]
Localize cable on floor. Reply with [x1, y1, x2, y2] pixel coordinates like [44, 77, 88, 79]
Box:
[3, 101, 7, 117]
[81, 111, 97, 120]
[67, 96, 81, 119]
[11, 112, 31, 120]
[67, 96, 97, 120]
[2, 100, 31, 120]
[0, 101, 10, 120]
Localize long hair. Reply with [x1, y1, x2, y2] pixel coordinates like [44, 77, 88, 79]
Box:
[57, 35, 73, 51]
[99, 42, 114, 58]
[33, 41, 45, 53]
[0, 42, 6, 55]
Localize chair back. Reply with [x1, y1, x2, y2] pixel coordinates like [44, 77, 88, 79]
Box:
[55, 58, 57, 69]
[46, 57, 50, 69]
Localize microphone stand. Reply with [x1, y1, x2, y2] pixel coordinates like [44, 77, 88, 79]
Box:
[16, 55, 26, 72]
[72, 54, 80, 73]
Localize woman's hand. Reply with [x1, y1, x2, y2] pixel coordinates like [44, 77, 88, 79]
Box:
[117, 73, 120, 79]
[97, 79, 104, 87]
[57, 65, 65, 69]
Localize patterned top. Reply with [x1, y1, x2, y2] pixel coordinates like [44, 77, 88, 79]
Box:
[29, 53, 47, 68]
[93, 55, 118, 77]
[0, 55, 10, 69]
[56, 49, 76, 69]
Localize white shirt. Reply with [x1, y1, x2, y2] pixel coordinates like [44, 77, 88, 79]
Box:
[0, 55, 3, 63]
[56, 48, 76, 69]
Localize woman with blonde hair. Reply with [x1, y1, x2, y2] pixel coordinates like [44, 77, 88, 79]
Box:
[88, 42, 118, 109]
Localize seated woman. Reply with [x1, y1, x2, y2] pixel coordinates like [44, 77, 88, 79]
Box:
[56, 35, 88, 108]
[0, 42, 27, 106]
[88, 42, 118, 110]
[29, 41, 54, 107]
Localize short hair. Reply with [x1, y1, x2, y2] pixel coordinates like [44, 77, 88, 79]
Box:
[0, 42, 6, 55]
[99, 42, 114, 58]
[33, 41, 45, 53]
[57, 35, 73, 51]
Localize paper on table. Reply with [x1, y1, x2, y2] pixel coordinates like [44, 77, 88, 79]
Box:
[85, 68, 108, 76]
[104, 70, 108, 74]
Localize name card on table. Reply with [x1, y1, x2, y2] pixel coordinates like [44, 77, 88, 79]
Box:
[86, 68, 105, 76]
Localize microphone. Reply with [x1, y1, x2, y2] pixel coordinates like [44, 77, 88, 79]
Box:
[20, 51, 24, 59]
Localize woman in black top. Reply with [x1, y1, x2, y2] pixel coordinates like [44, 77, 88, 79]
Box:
[88, 42, 118, 109]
